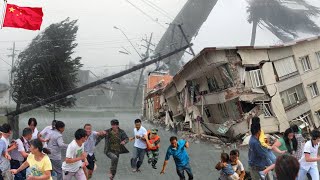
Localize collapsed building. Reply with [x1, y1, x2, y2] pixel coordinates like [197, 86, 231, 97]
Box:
[144, 36, 320, 140]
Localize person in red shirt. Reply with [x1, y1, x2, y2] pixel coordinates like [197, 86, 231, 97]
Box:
[145, 129, 160, 169]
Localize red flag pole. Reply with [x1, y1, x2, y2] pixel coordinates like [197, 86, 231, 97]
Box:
[0, 0, 7, 29]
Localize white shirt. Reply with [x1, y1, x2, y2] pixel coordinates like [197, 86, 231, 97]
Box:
[62, 140, 84, 172]
[134, 126, 147, 149]
[10, 137, 30, 162]
[1, 137, 9, 148]
[232, 160, 245, 172]
[39, 126, 54, 147]
[299, 140, 319, 170]
[31, 128, 39, 140]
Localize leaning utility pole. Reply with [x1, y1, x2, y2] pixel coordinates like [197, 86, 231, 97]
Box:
[132, 33, 153, 107]
[6, 44, 192, 117]
[7, 42, 19, 104]
[178, 24, 195, 56]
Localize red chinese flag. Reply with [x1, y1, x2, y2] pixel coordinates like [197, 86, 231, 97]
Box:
[3, 4, 43, 30]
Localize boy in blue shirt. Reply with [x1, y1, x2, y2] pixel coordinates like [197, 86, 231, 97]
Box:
[160, 136, 193, 180]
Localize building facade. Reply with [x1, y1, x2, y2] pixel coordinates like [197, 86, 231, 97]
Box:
[146, 36, 320, 139]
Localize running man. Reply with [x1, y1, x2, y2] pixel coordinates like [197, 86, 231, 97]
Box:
[96, 119, 129, 180]
[62, 129, 88, 180]
[129, 119, 148, 172]
[83, 124, 106, 179]
[160, 136, 193, 180]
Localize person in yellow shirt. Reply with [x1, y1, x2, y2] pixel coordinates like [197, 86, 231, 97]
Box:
[251, 117, 278, 179]
[252, 117, 277, 163]
[11, 139, 52, 180]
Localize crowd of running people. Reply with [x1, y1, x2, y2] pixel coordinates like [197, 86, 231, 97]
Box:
[216, 116, 320, 180]
[0, 116, 317, 180]
[0, 118, 192, 180]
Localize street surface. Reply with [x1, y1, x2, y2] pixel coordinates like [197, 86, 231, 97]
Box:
[20, 112, 249, 180]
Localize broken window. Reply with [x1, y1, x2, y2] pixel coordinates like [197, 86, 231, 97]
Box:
[218, 64, 233, 88]
[207, 76, 219, 92]
[259, 102, 274, 117]
[273, 56, 298, 80]
[280, 84, 306, 110]
[309, 82, 319, 98]
[300, 55, 312, 72]
[293, 112, 314, 129]
[249, 69, 264, 88]
[218, 103, 229, 118]
[240, 101, 256, 113]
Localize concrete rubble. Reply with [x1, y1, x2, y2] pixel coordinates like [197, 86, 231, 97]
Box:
[144, 36, 320, 144]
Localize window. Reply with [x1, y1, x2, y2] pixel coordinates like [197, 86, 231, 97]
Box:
[293, 112, 314, 129]
[301, 56, 312, 72]
[261, 103, 274, 117]
[280, 84, 306, 110]
[218, 64, 233, 88]
[218, 104, 229, 118]
[249, 69, 264, 88]
[309, 83, 319, 98]
[273, 56, 298, 80]
[207, 76, 219, 92]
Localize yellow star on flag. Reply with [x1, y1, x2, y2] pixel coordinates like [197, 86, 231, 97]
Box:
[9, 7, 15, 12]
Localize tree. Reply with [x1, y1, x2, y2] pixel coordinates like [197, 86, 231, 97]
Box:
[10, 18, 82, 138]
[247, 0, 320, 46]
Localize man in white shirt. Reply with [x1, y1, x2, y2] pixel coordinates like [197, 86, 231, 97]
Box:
[10, 127, 32, 180]
[297, 130, 320, 180]
[62, 129, 88, 180]
[130, 119, 147, 172]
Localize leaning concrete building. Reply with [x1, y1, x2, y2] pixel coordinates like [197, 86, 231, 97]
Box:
[156, 36, 320, 139]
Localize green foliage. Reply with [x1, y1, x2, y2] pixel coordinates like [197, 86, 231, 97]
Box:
[12, 18, 82, 111]
[247, 0, 320, 43]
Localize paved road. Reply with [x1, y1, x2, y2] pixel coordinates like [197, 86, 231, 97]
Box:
[20, 112, 250, 180]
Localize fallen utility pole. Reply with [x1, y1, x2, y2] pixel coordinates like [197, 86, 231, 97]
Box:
[6, 44, 192, 117]
[132, 33, 153, 107]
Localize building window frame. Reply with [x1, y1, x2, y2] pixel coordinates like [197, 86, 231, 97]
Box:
[249, 69, 264, 88]
[309, 82, 319, 98]
[280, 84, 307, 110]
[257, 102, 274, 117]
[300, 55, 312, 72]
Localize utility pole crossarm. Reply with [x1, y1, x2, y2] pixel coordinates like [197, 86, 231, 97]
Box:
[6, 44, 192, 117]
[178, 24, 195, 57]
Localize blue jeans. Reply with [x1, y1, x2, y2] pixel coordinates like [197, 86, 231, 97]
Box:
[176, 163, 193, 180]
[297, 166, 319, 180]
[261, 147, 276, 165]
[131, 147, 146, 170]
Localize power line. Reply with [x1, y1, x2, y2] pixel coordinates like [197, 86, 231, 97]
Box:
[124, 0, 167, 29]
[0, 55, 11, 66]
[140, 0, 174, 21]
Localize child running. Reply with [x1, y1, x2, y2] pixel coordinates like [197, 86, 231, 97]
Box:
[145, 128, 160, 169]
[215, 152, 239, 180]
